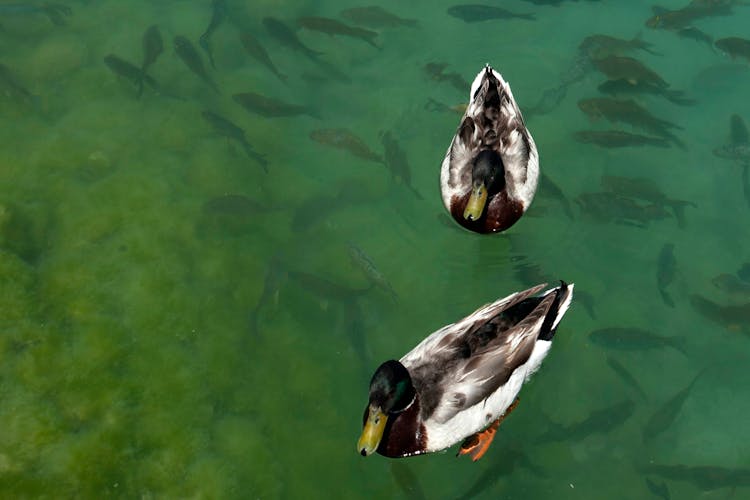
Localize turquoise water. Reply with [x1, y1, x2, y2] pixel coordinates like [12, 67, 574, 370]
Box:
[1, 0, 749, 497]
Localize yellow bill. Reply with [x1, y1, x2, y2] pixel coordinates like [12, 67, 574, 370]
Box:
[357, 405, 388, 456]
[463, 181, 488, 221]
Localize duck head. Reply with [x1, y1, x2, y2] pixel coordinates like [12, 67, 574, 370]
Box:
[357, 360, 416, 457]
[463, 149, 506, 221]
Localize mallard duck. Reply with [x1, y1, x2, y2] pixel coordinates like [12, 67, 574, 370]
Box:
[357, 282, 573, 460]
[440, 64, 539, 234]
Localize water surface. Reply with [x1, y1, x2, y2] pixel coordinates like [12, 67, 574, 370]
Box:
[1, 0, 749, 498]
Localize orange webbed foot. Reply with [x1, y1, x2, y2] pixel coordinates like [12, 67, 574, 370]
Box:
[457, 398, 520, 462]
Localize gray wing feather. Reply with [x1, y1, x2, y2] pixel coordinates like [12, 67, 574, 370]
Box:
[400, 283, 548, 369]
[429, 293, 556, 424]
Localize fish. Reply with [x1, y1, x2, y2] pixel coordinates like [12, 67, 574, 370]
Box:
[262, 17, 349, 83]
[646, 2, 733, 30]
[347, 243, 397, 302]
[537, 399, 635, 442]
[340, 6, 418, 29]
[339, 297, 372, 379]
[579, 33, 660, 59]
[197, 193, 272, 237]
[239, 32, 286, 83]
[0, 62, 34, 104]
[597, 79, 695, 106]
[0, 2, 72, 25]
[576, 192, 671, 227]
[290, 195, 343, 232]
[446, 4, 535, 22]
[738, 262, 750, 282]
[638, 463, 750, 491]
[729, 113, 749, 145]
[263, 17, 323, 61]
[248, 254, 287, 338]
[297, 16, 379, 48]
[588, 327, 687, 354]
[1, 2, 70, 13]
[138, 25, 163, 98]
[389, 462, 426, 500]
[173, 35, 219, 93]
[307, 58, 352, 83]
[232, 92, 318, 119]
[689, 294, 750, 333]
[644, 478, 671, 500]
[642, 370, 705, 441]
[423, 62, 470, 94]
[539, 173, 573, 219]
[41, 2, 72, 25]
[606, 356, 647, 400]
[201, 110, 268, 171]
[712, 143, 750, 162]
[527, 54, 592, 117]
[457, 446, 544, 499]
[578, 98, 684, 148]
[716, 116, 750, 206]
[424, 97, 460, 114]
[574, 130, 670, 148]
[380, 131, 422, 199]
[290, 179, 383, 232]
[712, 273, 750, 299]
[592, 55, 669, 88]
[676, 26, 714, 50]
[713, 113, 750, 163]
[601, 175, 695, 227]
[656, 243, 676, 307]
[525, 84, 568, 119]
[288, 270, 371, 302]
[576, 289, 597, 319]
[140, 25, 163, 75]
[0, 3, 45, 14]
[512, 258, 551, 286]
[309, 128, 384, 164]
[104, 54, 159, 93]
[600, 175, 676, 204]
[199, 0, 227, 69]
[561, 53, 595, 86]
[715, 36, 750, 63]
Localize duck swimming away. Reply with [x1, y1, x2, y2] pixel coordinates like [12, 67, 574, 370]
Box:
[357, 282, 573, 460]
[440, 65, 539, 234]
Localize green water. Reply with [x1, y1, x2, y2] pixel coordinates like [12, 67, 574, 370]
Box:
[1, 0, 749, 498]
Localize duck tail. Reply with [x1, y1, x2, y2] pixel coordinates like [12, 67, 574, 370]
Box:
[538, 282, 574, 341]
